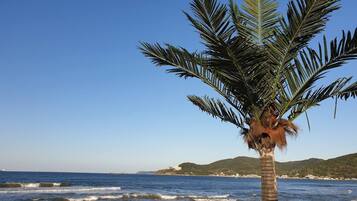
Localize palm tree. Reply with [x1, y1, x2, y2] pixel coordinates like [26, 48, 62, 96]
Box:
[140, 0, 357, 200]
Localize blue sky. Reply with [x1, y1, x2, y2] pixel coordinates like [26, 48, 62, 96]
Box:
[0, 0, 356, 173]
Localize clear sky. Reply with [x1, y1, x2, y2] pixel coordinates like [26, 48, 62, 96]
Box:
[0, 0, 356, 173]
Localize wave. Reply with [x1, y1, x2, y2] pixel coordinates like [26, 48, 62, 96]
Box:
[0, 186, 121, 194]
[67, 195, 124, 201]
[66, 193, 233, 201]
[0, 182, 69, 188]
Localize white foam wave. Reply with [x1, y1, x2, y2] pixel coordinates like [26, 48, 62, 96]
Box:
[160, 194, 178, 199]
[130, 193, 230, 200]
[0, 182, 66, 188]
[193, 199, 235, 201]
[206, 194, 230, 199]
[0, 186, 121, 194]
[68, 195, 123, 201]
[189, 194, 232, 201]
[66, 193, 231, 201]
[182, 194, 229, 199]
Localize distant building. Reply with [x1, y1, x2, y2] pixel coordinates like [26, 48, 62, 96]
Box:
[173, 166, 181, 171]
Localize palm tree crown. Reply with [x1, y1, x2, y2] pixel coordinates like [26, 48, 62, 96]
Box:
[140, 0, 357, 151]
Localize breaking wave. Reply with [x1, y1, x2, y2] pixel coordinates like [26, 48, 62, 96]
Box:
[0, 182, 69, 188]
[66, 193, 233, 201]
[0, 186, 121, 194]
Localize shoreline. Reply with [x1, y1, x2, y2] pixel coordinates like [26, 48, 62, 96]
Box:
[154, 173, 357, 181]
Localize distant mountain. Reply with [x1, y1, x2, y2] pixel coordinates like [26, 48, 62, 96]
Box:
[157, 153, 357, 179]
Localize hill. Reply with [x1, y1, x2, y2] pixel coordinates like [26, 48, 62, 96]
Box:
[157, 153, 357, 179]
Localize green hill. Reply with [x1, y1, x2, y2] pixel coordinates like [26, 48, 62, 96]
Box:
[157, 153, 357, 179]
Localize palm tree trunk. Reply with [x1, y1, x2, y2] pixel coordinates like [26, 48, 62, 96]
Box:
[260, 148, 278, 201]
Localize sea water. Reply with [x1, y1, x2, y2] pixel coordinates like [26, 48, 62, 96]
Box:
[0, 172, 357, 201]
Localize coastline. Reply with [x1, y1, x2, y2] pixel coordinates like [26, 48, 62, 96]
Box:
[155, 173, 357, 181]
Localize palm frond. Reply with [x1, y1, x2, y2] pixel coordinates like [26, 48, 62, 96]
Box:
[337, 81, 357, 100]
[239, 0, 280, 44]
[284, 0, 339, 53]
[140, 42, 201, 78]
[280, 29, 357, 116]
[184, 0, 268, 113]
[139, 42, 243, 112]
[269, 0, 340, 100]
[288, 77, 352, 120]
[228, 0, 243, 35]
[184, 0, 234, 51]
[188, 95, 246, 128]
[227, 0, 279, 106]
[208, 36, 269, 104]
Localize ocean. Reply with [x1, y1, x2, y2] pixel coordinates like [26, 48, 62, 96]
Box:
[0, 171, 356, 201]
